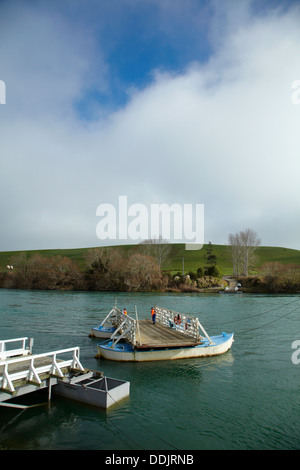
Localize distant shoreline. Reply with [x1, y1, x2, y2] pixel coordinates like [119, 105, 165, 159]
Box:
[0, 243, 299, 294]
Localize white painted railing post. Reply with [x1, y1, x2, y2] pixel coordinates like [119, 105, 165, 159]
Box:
[71, 348, 84, 371]
[28, 357, 42, 385]
[51, 353, 64, 378]
[3, 364, 15, 392]
[197, 319, 213, 344]
[0, 346, 86, 392]
[29, 338, 34, 354]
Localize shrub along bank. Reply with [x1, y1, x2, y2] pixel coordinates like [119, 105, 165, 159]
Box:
[0, 247, 299, 293]
[0, 249, 226, 293]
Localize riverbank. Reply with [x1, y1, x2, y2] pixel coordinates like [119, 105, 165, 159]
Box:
[0, 274, 299, 294]
[0, 243, 299, 294]
[0, 270, 227, 293]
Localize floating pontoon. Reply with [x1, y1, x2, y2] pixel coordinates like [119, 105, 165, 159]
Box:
[0, 337, 129, 409]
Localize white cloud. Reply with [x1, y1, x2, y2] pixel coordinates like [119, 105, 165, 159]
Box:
[0, 1, 300, 251]
[0, 3, 107, 120]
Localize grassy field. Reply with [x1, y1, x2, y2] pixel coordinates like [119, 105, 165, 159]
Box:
[0, 243, 299, 276]
[162, 244, 300, 275]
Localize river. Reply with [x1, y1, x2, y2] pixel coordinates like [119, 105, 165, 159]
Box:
[0, 288, 299, 450]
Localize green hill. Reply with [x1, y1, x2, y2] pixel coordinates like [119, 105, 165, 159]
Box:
[163, 244, 300, 275]
[0, 243, 299, 276]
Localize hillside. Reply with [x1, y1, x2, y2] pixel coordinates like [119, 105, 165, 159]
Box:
[0, 243, 299, 275]
[162, 244, 300, 275]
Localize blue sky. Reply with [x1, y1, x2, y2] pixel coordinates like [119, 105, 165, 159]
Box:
[0, 0, 300, 251]
[70, 0, 214, 117]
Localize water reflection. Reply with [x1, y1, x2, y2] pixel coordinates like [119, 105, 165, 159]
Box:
[1, 289, 299, 450]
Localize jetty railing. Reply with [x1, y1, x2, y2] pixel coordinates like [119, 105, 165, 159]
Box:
[110, 309, 137, 346]
[97, 306, 120, 328]
[0, 347, 84, 393]
[107, 305, 213, 347]
[154, 306, 202, 341]
[0, 337, 34, 360]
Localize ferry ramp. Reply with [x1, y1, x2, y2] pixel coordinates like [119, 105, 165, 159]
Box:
[136, 319, 201, 349]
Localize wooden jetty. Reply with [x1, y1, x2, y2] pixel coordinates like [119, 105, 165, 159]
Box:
[0, 337, 129, 409]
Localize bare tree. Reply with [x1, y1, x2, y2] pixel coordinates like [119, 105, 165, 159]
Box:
[9, 252, 29, 275]
[240, 228, 261, 276]
[228, 233, 242, 276]
[139, 236, 171, 267]
[125, 254, 163, 291]
[84, 248, 108, 273]
[228, 228, 261, 276]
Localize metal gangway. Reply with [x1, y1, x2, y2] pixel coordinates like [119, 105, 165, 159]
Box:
[0, 337, 85, 408]
[107, 305, 213, 349]
[108, 307, 137, 346]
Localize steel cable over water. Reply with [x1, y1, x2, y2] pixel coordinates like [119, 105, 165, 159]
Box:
[101, 298, 300, 449]
[105, 413, 145, 450]
[238, 304, 300, 334]
[106, 389, 179, 450]
[203, 298, 300, 329]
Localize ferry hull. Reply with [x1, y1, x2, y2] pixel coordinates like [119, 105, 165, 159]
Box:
[89, 326, 116, 339]
[97, 333, 234, 362]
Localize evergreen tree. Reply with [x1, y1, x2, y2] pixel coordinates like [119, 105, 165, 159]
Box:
[205, 241, 217, 267]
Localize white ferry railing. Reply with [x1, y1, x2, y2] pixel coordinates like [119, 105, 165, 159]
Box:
[0, 347, 84, 393]
[0, 337, 34, 360]
[154, 305, 201, 340]
[110, 309, 137, 346]
[94, 306, 120, 329]
[109, 306, 209, 346]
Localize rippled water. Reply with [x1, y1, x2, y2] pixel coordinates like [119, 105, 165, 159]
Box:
[0, 289, 299, 450]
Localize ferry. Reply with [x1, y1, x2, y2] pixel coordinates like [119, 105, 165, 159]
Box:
[96, 305, 234, 362]
[89, 306, 120, 338]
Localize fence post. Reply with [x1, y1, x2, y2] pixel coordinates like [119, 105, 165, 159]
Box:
[3, 364, 15, 392]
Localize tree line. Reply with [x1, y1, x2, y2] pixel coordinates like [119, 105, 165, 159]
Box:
[227, 228, 299, 292]
[239, 262, 300, 293]
[0, 241, 225, 293]
[0, 249, 165, 292]
[0, 232, 298, 293]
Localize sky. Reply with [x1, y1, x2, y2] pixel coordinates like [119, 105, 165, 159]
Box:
[0, 0, 300, 252]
